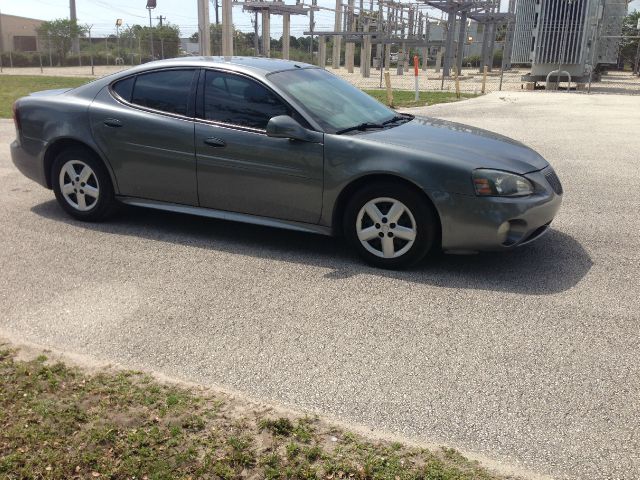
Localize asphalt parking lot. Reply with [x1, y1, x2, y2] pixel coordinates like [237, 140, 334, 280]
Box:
[1, 91, 638, 479]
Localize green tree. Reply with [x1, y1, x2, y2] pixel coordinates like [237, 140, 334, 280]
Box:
[119, 23, 180, 61]
[37, 19, 86, 66]
[619, 10, 640, 72]
[147, 24, 181, 59]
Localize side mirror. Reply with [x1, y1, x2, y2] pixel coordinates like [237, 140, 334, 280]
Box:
[266, 115, 319, 142]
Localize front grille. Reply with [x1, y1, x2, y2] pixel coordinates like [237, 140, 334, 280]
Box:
[543, 167, 563, 195]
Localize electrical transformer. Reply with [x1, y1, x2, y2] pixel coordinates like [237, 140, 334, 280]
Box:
[511, 0, 625, 82]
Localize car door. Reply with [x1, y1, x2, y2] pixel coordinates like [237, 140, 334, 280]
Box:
[194, 69, 324, 224]
[90, 68, 198, 205]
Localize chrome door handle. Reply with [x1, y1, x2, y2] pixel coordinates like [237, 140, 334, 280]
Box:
[103, 118, 122, 128]
[204, 137, 226, 147]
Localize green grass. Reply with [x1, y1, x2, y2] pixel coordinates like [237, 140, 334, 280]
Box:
[0, 74, 476, 119]
[364, 89, 478, 108]
[0, 345, 506, 479]
[0, 75, 94, 118]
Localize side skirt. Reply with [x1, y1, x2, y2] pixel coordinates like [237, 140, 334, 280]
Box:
[116, 196, 333, 237]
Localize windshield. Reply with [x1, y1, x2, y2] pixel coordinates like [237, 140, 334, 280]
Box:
[268, 68, 397, 134]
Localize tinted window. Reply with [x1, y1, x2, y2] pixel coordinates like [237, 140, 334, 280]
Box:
[112, 76, 135, 102]
[131, 69, 195, 115]
[203, 70, 289, 129]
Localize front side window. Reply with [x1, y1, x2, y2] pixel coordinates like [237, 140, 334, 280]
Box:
[130, 69, 196, 116]
[203, 70, 290, 130]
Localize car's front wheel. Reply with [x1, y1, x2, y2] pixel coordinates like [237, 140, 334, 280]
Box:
[52, 147, 117, 221]
[343, 182, 438, 269]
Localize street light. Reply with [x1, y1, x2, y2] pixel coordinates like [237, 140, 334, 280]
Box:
[147, 0, 156, 60]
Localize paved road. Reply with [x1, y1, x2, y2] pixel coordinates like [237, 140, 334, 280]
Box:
[1, 92, 638, 479]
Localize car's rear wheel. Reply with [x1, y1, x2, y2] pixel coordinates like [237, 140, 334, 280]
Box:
[52, 147, 117, 221]
[343, 182, 438, 269]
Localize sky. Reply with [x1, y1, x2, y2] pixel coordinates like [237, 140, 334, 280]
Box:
[1, 0, 638, 39]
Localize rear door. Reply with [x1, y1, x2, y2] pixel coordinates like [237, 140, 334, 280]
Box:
[90, 68, 198, 205]
[194, 69, 324, 224]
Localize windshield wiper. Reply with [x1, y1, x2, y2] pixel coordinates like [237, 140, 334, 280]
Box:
[382, 114, 414, 125]
[335, 122, 385, 135]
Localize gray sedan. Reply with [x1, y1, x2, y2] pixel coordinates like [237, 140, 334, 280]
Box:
[11, 57, 562, 268]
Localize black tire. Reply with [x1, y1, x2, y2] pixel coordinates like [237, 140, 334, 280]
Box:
[51, 146, 117, 222]
[343, 181, 439, 269]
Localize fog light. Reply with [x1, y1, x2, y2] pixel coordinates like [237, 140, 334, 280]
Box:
[499, 220, 528, 246]
[497, 221, 510, 244]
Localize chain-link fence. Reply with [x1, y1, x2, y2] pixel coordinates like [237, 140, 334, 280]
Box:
[310, 39, 513, 95]
[1, 24, 639, 98]
[0, 34, 182, 71]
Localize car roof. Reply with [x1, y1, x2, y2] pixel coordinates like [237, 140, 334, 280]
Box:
[130, 56, 315, 76]
[70, 56, 317, 100]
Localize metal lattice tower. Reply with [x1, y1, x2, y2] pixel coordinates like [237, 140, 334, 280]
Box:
[424, 0, 508, 76]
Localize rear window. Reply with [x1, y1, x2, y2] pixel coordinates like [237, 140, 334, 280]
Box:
[130, 69, 196, 116]
[112, 76, 135, 102]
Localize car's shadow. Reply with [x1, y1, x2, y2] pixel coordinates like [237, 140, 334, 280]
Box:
[31, 200, 592, 295]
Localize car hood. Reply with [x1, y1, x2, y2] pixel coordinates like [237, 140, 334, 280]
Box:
[363, 116, 548, 174]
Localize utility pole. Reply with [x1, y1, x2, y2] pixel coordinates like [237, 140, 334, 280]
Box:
[116, 18, 123, 62]
[345, 0, 355, 72]
[502, 0, 516, 70]
[261, 10, 270, 57]
[253, 12, 260, 55]
[282, 13, 290, 59]
[635, 18, 640, 75]
[146, 0, 156, 59]
[156, 15, 166, 27]
[332, 0, 342, 69]
[127, 23, 134, 65]
[0, 9, 4, 73]
[375, 0, 383, 71]
[479, 18, 488, 72]
[385, 3, 391, 69]
[362, 17, 371, 77]
[0, 8, 4, 54]
[282, 13, 291, 60]
[423, 13, 430, 71]
[309, 0, 316, 61]
[197, 0, 211, 55]
[214, 0, 220, 25]
[319, 35, 326, 67]
[221, 0, 233, 57]
[397, 7, 404, 75]
[86, 24, 94, 75]
[70, 0, 80, 53]
[456, 13, 467, 75]
[442, 8, 456, 77]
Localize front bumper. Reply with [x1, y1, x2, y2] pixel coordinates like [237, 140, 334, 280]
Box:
[10, 138, 48, 188]
[433, 168, 563, 252]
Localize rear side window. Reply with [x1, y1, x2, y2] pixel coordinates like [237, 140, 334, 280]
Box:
[131, 69, 195, 116]
[203, 70, 289, 129]
[112, 76, 135, 102]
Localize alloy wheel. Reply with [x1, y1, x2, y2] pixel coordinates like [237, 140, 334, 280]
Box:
[58, 160, 100, 212]
[356, 197, 417, 259]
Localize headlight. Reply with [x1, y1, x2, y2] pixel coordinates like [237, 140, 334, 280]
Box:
[472, 169, 534, 197]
